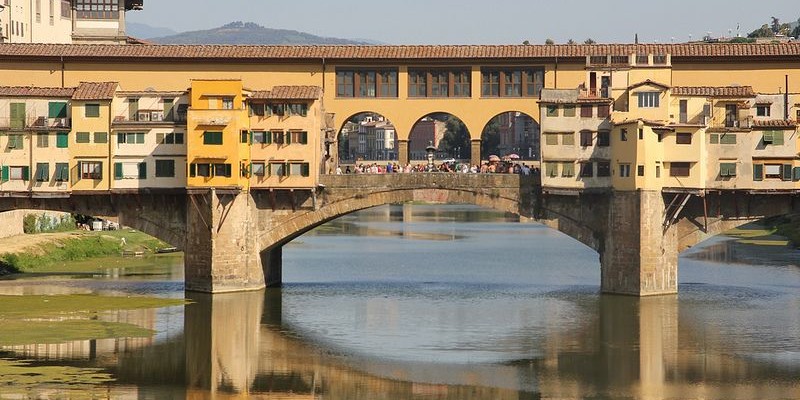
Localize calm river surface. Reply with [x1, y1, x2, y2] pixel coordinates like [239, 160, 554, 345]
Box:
[1, 204, 800, 399]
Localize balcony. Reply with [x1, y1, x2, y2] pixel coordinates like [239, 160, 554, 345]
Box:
[113, 109, 181, 125]
[579, 87, 610, 99]
[0, 116, 71, 130]
[724, 116, 753, 129]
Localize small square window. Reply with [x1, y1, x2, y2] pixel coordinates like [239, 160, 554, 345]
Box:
[85, 103, 100, 118]
[756, 105, 770, 117]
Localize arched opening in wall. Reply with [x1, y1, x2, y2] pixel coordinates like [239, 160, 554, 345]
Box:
[337, 112, 398, 164]
[408, 113, 470, 164]
[480, 112, 540, 163]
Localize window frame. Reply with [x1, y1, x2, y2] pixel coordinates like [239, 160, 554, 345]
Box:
[85, 103, 100, 118]
[637, 91, 660, 108]
[480, 67, 543, 98]
[669, 162, 691, 177]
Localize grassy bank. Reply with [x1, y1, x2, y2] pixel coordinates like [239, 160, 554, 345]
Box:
[0, 229, 173, 273]
[767, 214, 800, 247]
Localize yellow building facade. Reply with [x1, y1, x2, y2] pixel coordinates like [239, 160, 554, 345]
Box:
[0, 42, 798, 196]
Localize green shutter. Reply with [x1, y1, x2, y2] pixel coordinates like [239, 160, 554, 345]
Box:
[773, 131, 784, 146]
[85, 104, 100, 118]
[21, 166, 29, 181]
[114, 162, 123, 180]
[782, 164, 792, 181]
[36, 163, 49, 181]
[224, 164, 232, 178]
[56, 132, 68, 148]
[793, 167, 800, 182]
[56, 163, 69, 181]
[709, 133, 719, 144]
[301, 163, 310, 177]
[753, 164, 763, 181]
[138, 162, 147, 179]
[10, 103, 26, 129]
[265, 131, 272, 144]
[189, 163, 196, 178]
[118, 132, 126, 144]
[285, 131, 292, 145]
[48, 101, 67, 118]
[763, 131, 773, 143]
[1, 166, 8, 182]
[300, 131, 308, 144]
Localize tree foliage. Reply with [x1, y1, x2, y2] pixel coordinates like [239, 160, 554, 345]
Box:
[544, 38, 555, 45]
[567, 39, 576, 45]
[480, 120, 501, 159]
[584, 38, 596, 44]
[439, 116, 471, 159]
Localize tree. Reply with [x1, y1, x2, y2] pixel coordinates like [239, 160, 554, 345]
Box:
[439, 117, 470, 159]
[748, 24, 774, 38]
[544, 38, 555, 45]
[567, 38, 576, 45]
[793, 24, 800, 39]
[584, 38, 596, 44]
[771, 17, 781, 34]
[522, 40, 530, 45]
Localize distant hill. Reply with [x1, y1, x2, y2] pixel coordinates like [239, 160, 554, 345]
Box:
[148, 21, 373, 45]
[127, 22, 178, 39]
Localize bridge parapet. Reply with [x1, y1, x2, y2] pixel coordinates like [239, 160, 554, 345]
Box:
[319, 173, 537, 191]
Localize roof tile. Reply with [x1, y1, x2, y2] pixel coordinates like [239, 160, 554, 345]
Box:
[671, 86, 755, 97]
[0, 86, 75, 98]
[73, 82, 118, 100]
[250, 86, 322, 100]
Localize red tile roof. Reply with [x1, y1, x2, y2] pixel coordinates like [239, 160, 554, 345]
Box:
[1, 43, 800, 61]
[628, 79, 670, 90]
[250, 86, 322, 100]
[73, 82, 118, 100]
[0, 86, 75, 98]
[752, 119, 797, 128]
[671, 86, 755, 97]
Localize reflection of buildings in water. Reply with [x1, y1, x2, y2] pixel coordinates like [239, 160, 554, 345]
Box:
[1, 308, 157, 361]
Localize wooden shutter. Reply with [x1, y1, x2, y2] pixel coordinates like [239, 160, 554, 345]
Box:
[10, 103, 26, 129]
[1, 166, 8, 182]
[753, 164, 763, 181]
[114, 163, 123, 180]
[782, 164, 792, 181]
[56, 132, 69, 148]
[138, 162, 147, 179]
[48, 101, 67, 118]
[21, 166, 30, 181]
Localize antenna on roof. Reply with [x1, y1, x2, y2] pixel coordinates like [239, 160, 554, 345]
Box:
[635, 33, 639, 44]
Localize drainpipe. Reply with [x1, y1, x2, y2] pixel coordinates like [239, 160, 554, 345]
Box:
[785, 75, 789, 121]
[60, 55, 65, 87]
[28, 0, 32, 43]
[554, 56, 558, 88]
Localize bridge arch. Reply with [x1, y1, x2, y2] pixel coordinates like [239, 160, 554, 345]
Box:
[336, 111, 400, 163]
[480, 111, 540, 161]
[408, 112, 471, 162]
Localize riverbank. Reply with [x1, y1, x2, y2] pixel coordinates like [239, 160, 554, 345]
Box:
[0, 229, 175, 274]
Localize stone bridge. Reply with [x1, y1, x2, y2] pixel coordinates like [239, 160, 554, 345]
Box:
[2, 176, 798, 296]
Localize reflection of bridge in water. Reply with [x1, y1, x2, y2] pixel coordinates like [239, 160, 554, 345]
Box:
[13, 290, 786, 399]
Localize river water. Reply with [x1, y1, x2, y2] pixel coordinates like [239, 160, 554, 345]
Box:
[1, 204, 799, 399]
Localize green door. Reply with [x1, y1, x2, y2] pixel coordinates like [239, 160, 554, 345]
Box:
[10, 103, 26, 130]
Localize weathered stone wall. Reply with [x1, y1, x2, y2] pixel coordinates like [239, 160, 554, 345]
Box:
[0, 210, 27, 238]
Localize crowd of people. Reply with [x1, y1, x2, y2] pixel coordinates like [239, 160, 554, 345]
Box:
[334, 161, 537, 175]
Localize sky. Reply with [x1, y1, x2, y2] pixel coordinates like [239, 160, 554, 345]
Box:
[127, 0, 799, 44]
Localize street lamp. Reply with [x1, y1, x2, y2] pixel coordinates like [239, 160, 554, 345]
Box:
[426, 141, 436, 171]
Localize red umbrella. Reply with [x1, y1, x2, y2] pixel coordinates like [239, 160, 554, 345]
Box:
[488, 155, 500, 162]
[506, 153, 520, 160]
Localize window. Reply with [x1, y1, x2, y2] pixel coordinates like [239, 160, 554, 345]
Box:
[762, 164, 790, 180]
[656, 165, 661, 178]
[676, 132, 692, 145]
[637, 54, 649, 65]
[192, 163, 211, 178]
[656, 132, 663, 142]
[156, 132, 184, 144]
[720, 162, 737, 177]
[579, 162, 593, 177]
[638, 129, 644, 140]
[562, 133, 574, 146]
[408, 71, 427, 97]
[720, 133, 736, 144]
[251, 162, 266, 177]
[408, 69, 470, 98]
[563, 105, 575, 117]
[597, 105, 610, 118]
[669, 162, 690, 177]
[118, 132, 144, 144]
[35, 163, 49, 182]
[290, 163, 310, 177]
[93, 132, 108, 143]
[637, 165, 645, 176]
[619, 164, 631, 177]
[8, 166, 30, 181]
[289, 131, 308, 144]
[270, 163, 286, 177]
[653, 54, 667, 65]
[48, 101, 67, 118]
[37, 133, 49, 148]
[61, 0, 71, 18]
[80, 161, 102, 180]
[545, 163, 558, 177]
[251, 131, 269, 144]
[286, 104, 308, 117]
[431, 71, 449, 97]
[155, 160, 175, 178]
[203, 131, 223, 145]
[114, 162, 146, 180]
[9, 103, 25, 129]
[762, 130, 784, 145]
[580, 105, 593, 118]
[561, 162, 574, 177]
[7, 134, 24, 149]
[545, 134, 558, 145]
[272, 130, 285, 145]
[75, 0, 119, 19]
[597, 162, 611, 177]
[756, 105, 770, 117]
[221, 97, 234, 110]
[637, 92, 660, 108]
[250, 103, 265, 117]
[580, 130, 593, 147]
[710, 133, 718, 144]
[213, 163, 231, 178]
[620, 129, 627, 142]
[54, 163, 69, 181]
[481, 68, 543, 97]
[269, 104, 285, 116]
[240, 131, 249, 144]
[546, 105, 559, 117]
[163, 99, 174, 121]
[336, 69, 398, 98]
[76, 132, 90, 143]
[452, 70, 471, 97]
[51, 132, 67, 149]
[85, 103, 100, 118]
[597, 131, 610, 146]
